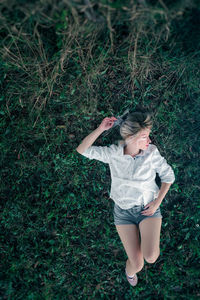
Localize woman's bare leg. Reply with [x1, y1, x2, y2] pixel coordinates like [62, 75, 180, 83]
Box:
[139, 217, 162, 263]
[115, 224, 144, 276]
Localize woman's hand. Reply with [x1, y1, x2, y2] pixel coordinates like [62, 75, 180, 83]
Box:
[98, 117, 118, 131]
[140, 200, 160, 216]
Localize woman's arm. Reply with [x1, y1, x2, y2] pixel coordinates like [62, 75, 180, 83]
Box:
[76, 116, 117, 154]
[154, 182, 172, 206]
[141, 182, 172, 216]
[76, 127, 104, 154]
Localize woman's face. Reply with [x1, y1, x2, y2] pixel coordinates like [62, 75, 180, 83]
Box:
[137, 128, 152, 150]
[126, 127, 152, 150]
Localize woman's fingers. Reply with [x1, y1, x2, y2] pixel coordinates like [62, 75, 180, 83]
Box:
[143, 204, 150, 209]
[104, 117, 117, 121]
[141, 210, 153, 216]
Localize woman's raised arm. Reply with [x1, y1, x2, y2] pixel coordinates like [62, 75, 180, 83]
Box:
[76, 117, 117, 154]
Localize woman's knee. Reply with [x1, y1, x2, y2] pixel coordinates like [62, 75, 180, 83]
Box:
[144, 249, 160, 264]
[128, 256, 144, 272]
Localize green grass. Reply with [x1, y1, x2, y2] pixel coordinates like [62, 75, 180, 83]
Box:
[0, 0, 200, 299]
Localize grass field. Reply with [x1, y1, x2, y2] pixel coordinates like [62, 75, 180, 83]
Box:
[1, 0, 200, 299]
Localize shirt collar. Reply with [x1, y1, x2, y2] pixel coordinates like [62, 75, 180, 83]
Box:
[120, 144, 145, 158]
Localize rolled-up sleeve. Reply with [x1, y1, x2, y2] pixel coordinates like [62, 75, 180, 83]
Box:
[80, 144, 117, 164]
[151, 146, 175, 183]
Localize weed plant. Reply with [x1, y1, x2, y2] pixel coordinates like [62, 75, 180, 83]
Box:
[0, 0, 200, 299]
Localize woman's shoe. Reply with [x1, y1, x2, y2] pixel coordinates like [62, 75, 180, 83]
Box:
[125, 269, 138, 287]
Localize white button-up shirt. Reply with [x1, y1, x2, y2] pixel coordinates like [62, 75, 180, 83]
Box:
[80, 143, 175, 209]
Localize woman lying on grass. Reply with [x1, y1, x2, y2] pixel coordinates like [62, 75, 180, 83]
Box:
[76, 108, 175, 287]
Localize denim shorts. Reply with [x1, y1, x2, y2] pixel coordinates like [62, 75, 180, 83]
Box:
[113, 203, 162, 226]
